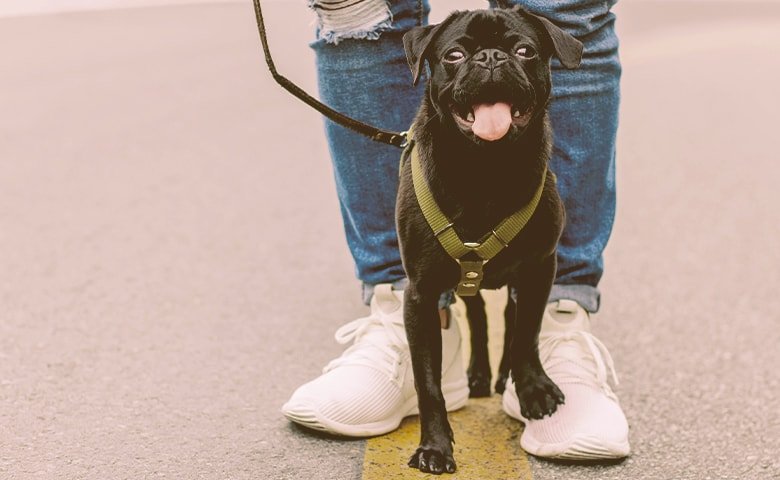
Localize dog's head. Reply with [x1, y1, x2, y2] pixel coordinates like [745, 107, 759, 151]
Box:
[403, 7, 582, 143]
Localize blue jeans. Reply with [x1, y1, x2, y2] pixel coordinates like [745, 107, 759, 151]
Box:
[310, 0, 620, 312]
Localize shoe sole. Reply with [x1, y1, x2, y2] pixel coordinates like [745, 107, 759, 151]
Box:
[501, 386, 630, 460]
[520, 432, 630, 460]
[283, 376, 470, 437]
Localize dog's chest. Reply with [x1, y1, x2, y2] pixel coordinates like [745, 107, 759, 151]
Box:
[474, 248, 528, 290]
[446, 192, 561, 291]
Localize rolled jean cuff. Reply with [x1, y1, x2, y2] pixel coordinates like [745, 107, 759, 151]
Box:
[362, 279, 455, 310]
[549, 284, 601, 313]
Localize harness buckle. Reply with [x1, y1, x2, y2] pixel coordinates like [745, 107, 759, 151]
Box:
[455, 259, 486, 296]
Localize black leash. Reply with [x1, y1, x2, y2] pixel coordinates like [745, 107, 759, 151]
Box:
[251, 0, 408, 148]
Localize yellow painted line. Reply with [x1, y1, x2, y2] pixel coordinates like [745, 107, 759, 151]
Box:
[362, 289, 533, 479]
[362, 397, 531, 480]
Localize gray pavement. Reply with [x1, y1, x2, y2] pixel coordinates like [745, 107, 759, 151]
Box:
[1, 1, 779, 479]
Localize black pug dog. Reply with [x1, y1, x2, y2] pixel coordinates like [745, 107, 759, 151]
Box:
[396, 6, 583, 474]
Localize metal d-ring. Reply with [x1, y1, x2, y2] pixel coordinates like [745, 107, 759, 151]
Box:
[398, 131, 409, 148]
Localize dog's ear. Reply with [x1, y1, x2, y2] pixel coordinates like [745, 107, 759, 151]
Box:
[403, 24, 441, 86]
[403, 16, 458, 86]
[513, 7, 583, 69]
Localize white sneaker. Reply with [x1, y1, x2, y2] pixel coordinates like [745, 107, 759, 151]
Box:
[502, 299, 630, 459]
[282, 284, 469, 437]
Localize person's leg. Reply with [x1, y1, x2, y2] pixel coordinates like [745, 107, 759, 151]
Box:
[488, 0, 620, 311]
[494, 0, 630, 459]
[533, 0, 620, 313]
[282, 0, 468, 436]
[311, 0, 425, 302]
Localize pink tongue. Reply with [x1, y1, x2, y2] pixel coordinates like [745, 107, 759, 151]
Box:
[471, 102, 512, 141]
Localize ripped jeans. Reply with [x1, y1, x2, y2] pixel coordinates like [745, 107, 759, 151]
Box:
[310, 0, 621, 313]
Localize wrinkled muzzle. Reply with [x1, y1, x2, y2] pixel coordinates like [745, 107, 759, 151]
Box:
[449, 62, 536, 142]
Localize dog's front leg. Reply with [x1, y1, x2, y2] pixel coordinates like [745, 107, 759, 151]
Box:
[405, 285, 456, 474]
[510, 254, 565, 419]
[495, 291, 515, 394]
[461, 293, 492, 397]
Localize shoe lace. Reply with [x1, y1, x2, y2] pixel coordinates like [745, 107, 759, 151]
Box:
[539, 331, 620, 401]
[323, 311, 408, 379]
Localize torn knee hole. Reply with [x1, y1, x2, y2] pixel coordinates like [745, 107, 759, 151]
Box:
[309, 0, 393, 44]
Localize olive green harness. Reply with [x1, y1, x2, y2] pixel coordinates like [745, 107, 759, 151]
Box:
[405, 130, 549, 296]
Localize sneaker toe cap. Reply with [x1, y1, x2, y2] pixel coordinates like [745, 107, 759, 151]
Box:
[282, 367, 406, 435]
[504, 382, 630, 459]
[524, 384, 629, 459]
[281, 395, 330, 432]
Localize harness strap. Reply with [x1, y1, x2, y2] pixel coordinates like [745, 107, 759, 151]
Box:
[408, 131, 548, 295]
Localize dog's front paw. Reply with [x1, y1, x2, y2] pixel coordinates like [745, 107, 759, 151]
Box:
[408, 447, 456, 475]
[494, 370, 510, 394]
[515, 371, 565, 419]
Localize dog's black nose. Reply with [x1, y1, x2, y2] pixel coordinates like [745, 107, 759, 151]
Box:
[473, 49, 509, 69]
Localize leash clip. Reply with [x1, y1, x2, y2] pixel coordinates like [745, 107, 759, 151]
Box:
[397, 131, 409, 148]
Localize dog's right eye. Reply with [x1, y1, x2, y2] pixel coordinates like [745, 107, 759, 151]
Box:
[443, 50, 465, 63]
[515, 46, 537, 59]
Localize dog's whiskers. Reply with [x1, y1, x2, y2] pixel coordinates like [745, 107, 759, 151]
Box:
[420, 111, 441, 131]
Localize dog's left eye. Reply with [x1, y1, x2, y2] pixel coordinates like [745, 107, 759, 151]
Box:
[516, 46, 537, 59]
[444, 50, 465, 63]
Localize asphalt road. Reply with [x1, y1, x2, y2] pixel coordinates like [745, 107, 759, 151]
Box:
[1, 1, 779, 479]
